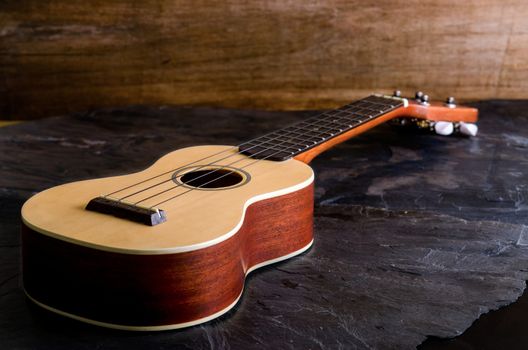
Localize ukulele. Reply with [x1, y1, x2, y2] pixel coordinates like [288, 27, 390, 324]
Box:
[21, 92, 478, 330]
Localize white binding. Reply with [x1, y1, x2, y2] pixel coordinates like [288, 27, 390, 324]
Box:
[24, 239, 314, 331]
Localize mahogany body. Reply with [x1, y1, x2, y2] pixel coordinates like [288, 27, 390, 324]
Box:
[22, 184, 314, 330]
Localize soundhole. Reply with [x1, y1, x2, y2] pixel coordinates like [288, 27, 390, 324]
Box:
[173, 166, 250, 190]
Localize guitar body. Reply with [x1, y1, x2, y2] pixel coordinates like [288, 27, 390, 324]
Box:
[21, 94, 478, 330]
[21, 145, 315, 330]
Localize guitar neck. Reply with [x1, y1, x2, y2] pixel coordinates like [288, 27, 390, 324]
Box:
[239, 94, 408, 164]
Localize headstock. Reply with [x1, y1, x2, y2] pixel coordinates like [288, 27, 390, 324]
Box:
[389, 90, 479, 136]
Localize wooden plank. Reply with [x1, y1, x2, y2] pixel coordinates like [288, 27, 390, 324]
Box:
[1, 0, 526, 119]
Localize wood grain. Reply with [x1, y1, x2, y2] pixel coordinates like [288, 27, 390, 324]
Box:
[22, 183, 314, 328]
[21, 145, 314, 252]
[1, 1, 526, 120]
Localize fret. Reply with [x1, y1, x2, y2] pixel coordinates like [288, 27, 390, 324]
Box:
[334, 113, 364, 123]
[276, 130, 323, 145]
[278, 126, 342, 145]
[259, 136, 304, 151]
[246, 146, 293, 160]
[312, 113, 362, 130]
[324, 109, 353, 117]
[324, 115, 358, 125]
[247, 140, 302, 154]
[250, 143, 298, 155]
[364, 95, 390, 103]
[323, 119, 357, 129]
[348, 114, 372, 123]
[320, 113, 361, 127]
[350, 109, 370, 117]
[304, 125, 344, 135]
[351, 101, 369, 109]
[281, 127, 327, 141]
[370, 105, 389, 113]
[239, 142, 295, 159]
[266, 131, 319, 147]
[346, 108, 375, 118]
[358, 104, 381, 112]
[241, 94, 404, 161]
[348, 100, 364, 106]
[296, 122, 317, 129]
[296, 120, 345, 134]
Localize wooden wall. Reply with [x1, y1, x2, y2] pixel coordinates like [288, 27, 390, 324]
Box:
[1, 0, 526, 119]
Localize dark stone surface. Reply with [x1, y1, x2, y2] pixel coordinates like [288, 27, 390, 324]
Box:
[1, 101, 528, 349]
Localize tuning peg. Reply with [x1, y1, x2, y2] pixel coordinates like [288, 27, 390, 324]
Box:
[459, 122, 478, 136]
[445, 96, 456, 108]
[421, 94, 430, 105]
[434, 121, 454, 136]
[415, 91, 424, 100]
[393, 90, 402, 97]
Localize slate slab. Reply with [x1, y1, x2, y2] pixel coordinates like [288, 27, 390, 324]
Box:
[0, 101, 527, 349]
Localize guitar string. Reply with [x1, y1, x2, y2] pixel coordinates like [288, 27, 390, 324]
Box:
[107, 96, 400, 206]
[148, 106, 389, 208]
[143, 100, 402, 207]
[137, 100, 401, 207]
[117, 103, 371, 203]
[133, 110, 367, 205]
[105, 105, 356, 199]
[111, 96, 397, 201]
[107, 95, 400, 199]
[117, 112, 344, 202]
[105, 146, 238, 197]
[131, 102, 393, 206]
[150, 150, 292, 207]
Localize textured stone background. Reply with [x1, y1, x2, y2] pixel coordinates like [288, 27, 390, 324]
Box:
[1, 100, 527, 349]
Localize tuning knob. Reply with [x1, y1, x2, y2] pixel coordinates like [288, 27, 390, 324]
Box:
[393, 90, 402, 97]
[434, 121, 454, 136]
[459, 122, 478, 136]
[415, 91, 424, 100]
[419, 94, 430, 106]
[445, 96, 456, 108]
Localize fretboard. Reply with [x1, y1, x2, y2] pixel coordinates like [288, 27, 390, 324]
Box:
[239, 94, 406, 161]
